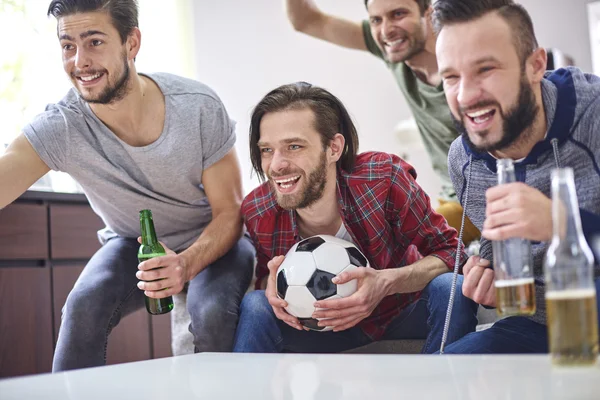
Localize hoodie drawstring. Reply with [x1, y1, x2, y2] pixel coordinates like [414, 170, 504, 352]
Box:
[551, 138, 561, 168]
[440, 154, 473, 354]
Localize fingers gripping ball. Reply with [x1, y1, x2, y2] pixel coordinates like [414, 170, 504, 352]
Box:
[276, 235, 369, 331]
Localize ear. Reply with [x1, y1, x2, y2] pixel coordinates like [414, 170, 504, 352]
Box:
[526, 47, 547, 84]
[328, 133, 346, 164]
[126, 27, 142, 61]
[424, 5, 433, 20]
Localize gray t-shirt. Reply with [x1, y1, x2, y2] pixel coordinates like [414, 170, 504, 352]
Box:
[23, 72, 236, 252]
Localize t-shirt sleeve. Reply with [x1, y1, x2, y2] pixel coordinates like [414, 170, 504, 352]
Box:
[199, 95, 237, 170]
[22, 106, 69, 171]
[362, 20, 386, 61]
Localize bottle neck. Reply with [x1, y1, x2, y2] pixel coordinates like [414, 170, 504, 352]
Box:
[551, 171, 585, 244]
[496, 159, 516, 184]
[140, 216, 159, 246]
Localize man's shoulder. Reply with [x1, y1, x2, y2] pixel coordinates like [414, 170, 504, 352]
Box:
[147, 73, 223, 104]
[242, 182, 279, 224]
[27, 89, 87, 129]
[448, 136, 468, 162]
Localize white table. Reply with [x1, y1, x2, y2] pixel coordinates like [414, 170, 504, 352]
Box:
[1, 353, 598, 399]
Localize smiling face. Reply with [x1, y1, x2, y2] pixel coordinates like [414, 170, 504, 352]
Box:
[58, 11, 138, 104]
[258, 108, 339, 211]
[367, 0, 429, 63]
[436, 12, 543, 153]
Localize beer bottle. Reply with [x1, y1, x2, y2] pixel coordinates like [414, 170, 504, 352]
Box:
[138, 209, 174, 315]
[544, 168, 598, 365]
[492, 159, 536, 316]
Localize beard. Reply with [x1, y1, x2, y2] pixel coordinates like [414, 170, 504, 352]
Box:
[269, 152, 328, 211]
[452, 75, 539, 154]
[75, 51, 131, 105]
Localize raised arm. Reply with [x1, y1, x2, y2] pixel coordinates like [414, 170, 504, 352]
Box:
[285, 0, 367, 51]
[0, 134, 50, 209]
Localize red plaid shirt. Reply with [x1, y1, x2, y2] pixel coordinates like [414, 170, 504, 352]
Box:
[242, 152, 464, 340]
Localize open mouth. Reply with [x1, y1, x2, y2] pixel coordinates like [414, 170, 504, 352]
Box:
[384, 37, 407, 53]
[273, 175, 301, 194]
[76, 72, 104, 86]
[465, 108, 496, 128]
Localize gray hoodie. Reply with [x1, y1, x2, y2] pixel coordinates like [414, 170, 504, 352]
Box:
[448, 67, 600, 325]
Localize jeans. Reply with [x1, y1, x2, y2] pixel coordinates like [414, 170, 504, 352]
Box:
[52, 235, 255, 372]
[441, 277, 600, 354]
[233, 273, 478, 353]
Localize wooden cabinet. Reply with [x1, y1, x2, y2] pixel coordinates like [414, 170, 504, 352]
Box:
[50, 204, 104, 259]
[0, 203, 48, 259]
[0, 192, 172, 378]
[0, 267, 54, 377]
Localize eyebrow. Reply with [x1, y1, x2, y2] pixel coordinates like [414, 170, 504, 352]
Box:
[369, 7, 409, 18]
[439, 56, 501, 76]
[59, 30, 107, 41]
[257, 137, 309, 147]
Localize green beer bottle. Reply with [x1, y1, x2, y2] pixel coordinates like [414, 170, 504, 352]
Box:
[138, 209, 174, 315]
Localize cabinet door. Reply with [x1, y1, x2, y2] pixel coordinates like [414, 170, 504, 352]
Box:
[0, 203, 48, 259]
[0, 267, 53, 377]
[52, 264, 151, 366]
[50, 204, 104, 259]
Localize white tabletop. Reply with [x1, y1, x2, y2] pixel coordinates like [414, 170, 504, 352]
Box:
[0, 353, 598, 400]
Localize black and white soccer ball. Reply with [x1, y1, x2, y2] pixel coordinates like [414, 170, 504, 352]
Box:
[276, 235, 369, 332]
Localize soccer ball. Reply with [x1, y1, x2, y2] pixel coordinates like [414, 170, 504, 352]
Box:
[276, 235, 369, 331]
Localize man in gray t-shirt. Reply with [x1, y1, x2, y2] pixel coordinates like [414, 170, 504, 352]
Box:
[0, 1, 255, 371]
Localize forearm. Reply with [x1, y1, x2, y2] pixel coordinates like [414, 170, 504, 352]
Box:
[179, 208, 243, 280]
[381, 256, 449, 295]
[286, 0, 321, 32]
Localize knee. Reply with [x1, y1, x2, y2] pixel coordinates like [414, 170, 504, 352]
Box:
[239, 291, 271, 317]
[63, 285, 102, 322]
[425, 273, 477, 313]
[425, 273, 457, 297]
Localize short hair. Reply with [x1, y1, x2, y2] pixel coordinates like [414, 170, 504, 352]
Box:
[432, 0, 538, 66]
[47, 0, 138, 44]
[249, 82, 359, 181]
[364, 0, 431, 16]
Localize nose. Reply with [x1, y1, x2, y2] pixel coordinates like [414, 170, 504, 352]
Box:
[269, 150, 290, 174]
[74, 47, 91, 70]
[457, 76, 482, 110]
[382, 18, 395, 39]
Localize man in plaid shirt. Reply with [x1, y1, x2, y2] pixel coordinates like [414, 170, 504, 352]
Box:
[233, 82, 477, 353]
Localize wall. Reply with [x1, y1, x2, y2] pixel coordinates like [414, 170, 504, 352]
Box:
[519, 0, 593, 73]
[190, 0, 596, 200]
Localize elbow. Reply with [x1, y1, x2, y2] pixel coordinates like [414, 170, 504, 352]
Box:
[288, 16, 309, 33]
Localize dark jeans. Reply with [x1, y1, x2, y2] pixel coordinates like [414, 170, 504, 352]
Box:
[440, 277, 600, 354]
[233, 273, 478, 353]
[52, 236, 255, 372]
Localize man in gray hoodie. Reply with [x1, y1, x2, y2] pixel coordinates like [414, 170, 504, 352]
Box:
[432, 0, 600, 353]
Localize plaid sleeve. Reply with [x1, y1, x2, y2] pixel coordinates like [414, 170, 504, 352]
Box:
[242, 212, 271, 289]
[388, 161, 466, 269]
[253, 238, 271, 289]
